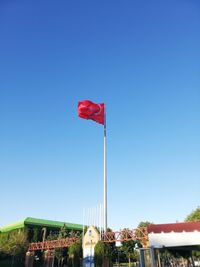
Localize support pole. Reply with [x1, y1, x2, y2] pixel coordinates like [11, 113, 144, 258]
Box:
[25, 251, 35, 267]
[44, 250, 55, 267]
[104, 107, 107, 232]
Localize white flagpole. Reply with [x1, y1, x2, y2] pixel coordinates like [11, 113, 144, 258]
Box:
[82, 208, 85, 247]
[104, 106, 107, 232]
[99, 203, 102, 240]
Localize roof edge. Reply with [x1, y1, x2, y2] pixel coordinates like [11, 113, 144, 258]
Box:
[1, 217, 83, 232]
[0, 220, 26, 233]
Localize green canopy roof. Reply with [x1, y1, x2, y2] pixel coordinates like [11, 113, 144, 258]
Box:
[0, 220, 25, 233]
[0, 217, 82, 233]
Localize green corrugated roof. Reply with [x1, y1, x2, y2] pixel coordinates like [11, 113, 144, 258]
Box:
[0, 217, 82, 233]
[0, 220, 25, 233]
[25, 217, 83, 230]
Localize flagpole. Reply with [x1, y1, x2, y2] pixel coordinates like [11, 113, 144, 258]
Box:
[104, 106, 107, 232]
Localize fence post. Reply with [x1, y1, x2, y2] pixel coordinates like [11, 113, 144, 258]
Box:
[25, 251, 35, 267]
[44, 250, 55, 267]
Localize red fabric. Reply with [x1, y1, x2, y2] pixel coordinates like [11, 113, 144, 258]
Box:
[78, 100, 105, 125]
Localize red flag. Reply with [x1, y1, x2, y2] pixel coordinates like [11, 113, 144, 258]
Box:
[78, 100, 105, 125]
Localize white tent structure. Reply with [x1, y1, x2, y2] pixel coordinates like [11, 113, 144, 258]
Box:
[147, 221, 200, 248]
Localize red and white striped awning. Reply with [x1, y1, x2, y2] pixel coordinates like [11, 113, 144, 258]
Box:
[147, 221, 200, 248]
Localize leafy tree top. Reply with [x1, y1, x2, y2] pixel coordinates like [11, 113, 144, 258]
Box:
[137, 221, 153, 228]
[185, 207, 200, 222]
[0, 229, 28, 256]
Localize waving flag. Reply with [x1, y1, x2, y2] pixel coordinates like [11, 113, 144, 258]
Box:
[78, 100, 105, 125]
[77, 99, 107, 231]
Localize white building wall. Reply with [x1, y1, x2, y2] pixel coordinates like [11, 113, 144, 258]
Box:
[148, 231, 200, 248]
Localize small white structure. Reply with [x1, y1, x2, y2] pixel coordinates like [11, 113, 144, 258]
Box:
[83, 226, 100, 267]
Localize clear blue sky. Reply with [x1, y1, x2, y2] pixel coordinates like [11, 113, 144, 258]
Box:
[0, 0, 200, 230]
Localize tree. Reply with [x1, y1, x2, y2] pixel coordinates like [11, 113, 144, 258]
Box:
[105, 228, 116, 263]
[94, 241, 112, 267]
[185, 207, 200, 222]
[0, 230, 28, 266]
[46, 231, 58, 241]
[0, 230, 28, 256]
[68, 240, 82, 267]
[120, 229, 140, 267]
[113, 246, 126, 265]
[121, 240, 139, 267]
[55, 224, 69, 266]
[137, 221, 152, 228]
[28, 227, 40, 242]
[136, 221, 152, 248]
[185, 207, 200, 259]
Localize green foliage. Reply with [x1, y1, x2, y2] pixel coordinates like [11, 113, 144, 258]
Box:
[121, 240, 137, 256]
[137, 221, 152, 228]
[135, 221, 152, 248]
[68, 240, 82, 267]
[0, 230, 28, 257]
[94, 241, 112, 267]
[55, 248, 64, 267]
[120, 228, 143, 267]
[185, 207, 200, 222]
[54, 224, 71, 266]
[192, 247, 200, 258]
[105, 228, 116, 262]
[184, 208, 200, 259]
[32, 228, 40, 242]
[0, 230, 28, 267]
[113, 246, 126, 264]
[121, 240, 139, 266]
[58, 224, 68, 239]
[168, 248, 191, 259]
[46, 231, 58, 241]
[45, 225, 82, 267]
